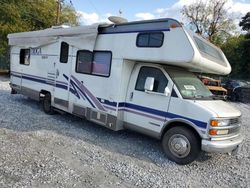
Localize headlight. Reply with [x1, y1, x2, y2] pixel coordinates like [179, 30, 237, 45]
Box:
[209, 118, 241, 137]
[210, 119, 230, 127]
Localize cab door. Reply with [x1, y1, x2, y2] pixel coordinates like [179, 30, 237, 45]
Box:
[53, 42, 72, 111]
[124, 65, 174, 134]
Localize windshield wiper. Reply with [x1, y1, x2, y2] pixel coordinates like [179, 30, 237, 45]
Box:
[192, 94, 217, 100]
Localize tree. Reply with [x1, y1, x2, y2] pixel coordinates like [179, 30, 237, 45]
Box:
[239, 12, 250, 32]
[221, 34, 250, 79]
[181, 0, 235, 44]
[221, 36, 245, 78]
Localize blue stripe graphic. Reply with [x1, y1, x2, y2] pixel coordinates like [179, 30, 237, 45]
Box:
[99, 29, 171, 35]
[11, 72, 207, 129]
[119, 102, 207, 129]
[97, 98, 117, 107]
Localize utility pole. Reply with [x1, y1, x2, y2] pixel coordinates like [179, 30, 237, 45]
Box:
[56, 0, 62, 25]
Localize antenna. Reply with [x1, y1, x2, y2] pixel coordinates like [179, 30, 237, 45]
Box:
[108, 9, 128, 24]
[119, 9, 122, 16]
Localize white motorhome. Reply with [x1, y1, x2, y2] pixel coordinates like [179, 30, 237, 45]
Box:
[8, 18, 242, 164]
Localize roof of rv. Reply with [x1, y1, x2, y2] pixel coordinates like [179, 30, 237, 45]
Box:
[7, 18, 182, 49]
[7, 24, 100, 39]
[7, 18, 181, 39]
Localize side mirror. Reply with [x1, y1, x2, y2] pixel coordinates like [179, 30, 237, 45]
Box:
[164, 87, 171, 96]
[144, 77, 154, 91]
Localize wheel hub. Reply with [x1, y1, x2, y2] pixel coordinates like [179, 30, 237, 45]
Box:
[169, 134, 191, 158]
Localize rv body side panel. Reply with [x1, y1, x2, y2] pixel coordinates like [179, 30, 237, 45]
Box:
[98, 28, 194, 64]
[68, 46, 126, 130]
[10, 46, 22, 93]
[10, 43, 58, 100]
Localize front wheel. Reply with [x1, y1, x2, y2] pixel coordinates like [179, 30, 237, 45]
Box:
[43, 93, 55, 115]
[162, 126, 200, 165]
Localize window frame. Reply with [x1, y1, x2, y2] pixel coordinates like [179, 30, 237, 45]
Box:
[135, 66, 169, 94]
[19, 49, 30, 66]
[136, 32, 164, 48]
[60, 41, 69, 63]
[75, 50, 112, 78]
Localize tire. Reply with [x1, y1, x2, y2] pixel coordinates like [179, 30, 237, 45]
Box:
[162, 126, 200, 165]
[43, 93, 55, 115]
[231, 93, 238, 102]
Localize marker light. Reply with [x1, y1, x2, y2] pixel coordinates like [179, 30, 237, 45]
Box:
[170, 23, 181, 28]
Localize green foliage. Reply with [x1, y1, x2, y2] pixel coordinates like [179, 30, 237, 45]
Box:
[0, 0, 79, 67]
[239, 12, 250, 32]
[221, 34, 250, 79]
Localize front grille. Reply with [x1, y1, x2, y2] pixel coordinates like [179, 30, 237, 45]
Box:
[228, 126, 241, 135]
[230, 118, 240, 125]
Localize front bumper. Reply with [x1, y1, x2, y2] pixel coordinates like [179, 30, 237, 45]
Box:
[201, 136, 243, 153]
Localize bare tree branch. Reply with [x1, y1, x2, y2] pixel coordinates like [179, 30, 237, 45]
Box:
[181, 0, 235, 44]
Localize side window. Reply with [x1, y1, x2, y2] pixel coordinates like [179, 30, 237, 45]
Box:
[60, 42, 69, 63]
[76, 50, 93, 74]
[135, 67, 168, 93]
[20, 49, 30, 65]
[76, 50, 112, 77]
[92, 51, 112, 76]
[136, 32, 164, 47]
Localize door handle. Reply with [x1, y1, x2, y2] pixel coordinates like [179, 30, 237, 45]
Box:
[56, 69, 60, 78]
[130, 92, 133, 101]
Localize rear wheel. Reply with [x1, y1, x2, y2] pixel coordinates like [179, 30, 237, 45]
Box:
[43, 93, 55, 115]
[162, 126, 200, 165]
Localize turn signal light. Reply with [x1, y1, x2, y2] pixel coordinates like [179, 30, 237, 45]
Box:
[209, 129, 217, 135]
[210, 120, 219, 127]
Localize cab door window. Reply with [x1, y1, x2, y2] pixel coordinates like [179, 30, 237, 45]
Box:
[135, 67, 168, 93]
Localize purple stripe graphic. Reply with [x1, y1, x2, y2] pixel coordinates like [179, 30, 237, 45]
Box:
[119, 108, 165, 122]
[71, 75, 106, 111]
[11, 71, 68, 86]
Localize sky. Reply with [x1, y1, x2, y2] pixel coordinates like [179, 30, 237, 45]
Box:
[69, 0, 250, 25]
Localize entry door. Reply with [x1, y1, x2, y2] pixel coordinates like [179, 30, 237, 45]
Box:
[124, 65, 173, 133]
[53, 42, 72, 110]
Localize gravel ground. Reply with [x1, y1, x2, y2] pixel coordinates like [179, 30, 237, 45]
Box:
[0, 75, 249, 188]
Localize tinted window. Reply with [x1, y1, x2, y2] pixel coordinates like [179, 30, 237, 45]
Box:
[135, 67, 168, 93]
[92, 51, 112, 76]
[137, 34, 148, 46]
[194, 37, 224, 62]
[137, 32, 164, 47]
[76, 51, 93, 74]
[60, 42, 69, 63]
[76, 50, 112, 77]
[20, 49, 30, 65]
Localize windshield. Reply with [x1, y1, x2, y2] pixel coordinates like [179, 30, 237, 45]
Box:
[167, 68, 213, 99]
